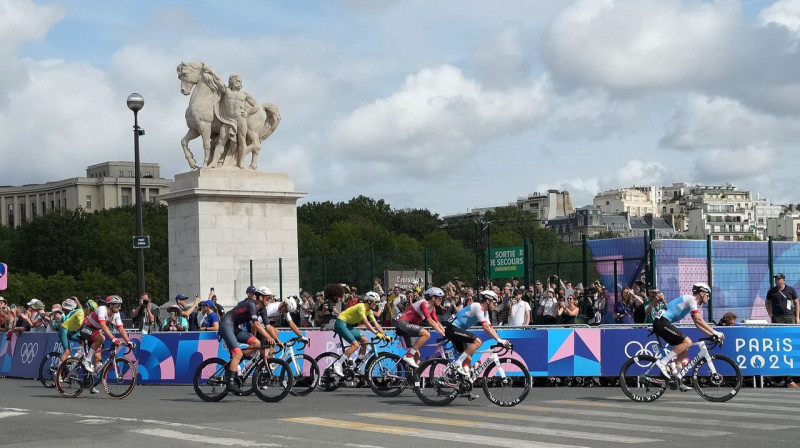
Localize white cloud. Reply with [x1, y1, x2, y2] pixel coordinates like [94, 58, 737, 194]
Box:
[758, 0, 800, 35]
[660, 94, 800, 150]
[601, 159, 668, 189]
[471, 21, 529, 90]
[694, 147, 776, 181]
[544, 0, 741, 92]
[330, 65, 551, 174]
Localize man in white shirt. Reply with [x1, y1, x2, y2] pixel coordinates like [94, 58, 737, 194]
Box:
[507, 290, 531, 326]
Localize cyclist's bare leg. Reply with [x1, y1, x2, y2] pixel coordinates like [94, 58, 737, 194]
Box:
[90, 334, 104, 368]
[266, 326, 280, 358]
[229, 349, 244, 373]
[343, 340, 360, 359]
[673, 337, 692, 367]
[413, 329, 430, 351]
[58, 348, 72, 363]
[357, 336, 369, 359]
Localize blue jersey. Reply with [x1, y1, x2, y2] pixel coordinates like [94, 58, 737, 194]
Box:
[662, 294, 699, 323]
[448, 302, 489, 329]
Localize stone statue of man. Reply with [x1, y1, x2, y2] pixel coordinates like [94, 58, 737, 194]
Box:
[208, 71, 260, 168]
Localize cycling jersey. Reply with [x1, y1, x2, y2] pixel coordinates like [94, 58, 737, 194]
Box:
[264, 302, 289, 321]
[337, 303, 377, 326]
[661, 295, 699, 323]
[448, 302, 488, 329]
[221, 299, 268, 327]
[62, 308, 85, 331]
[83, 306, 123, 330]
[396, 299, 438, 325]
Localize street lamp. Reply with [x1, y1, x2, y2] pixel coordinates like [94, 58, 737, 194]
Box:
[127, 93, 146, 300]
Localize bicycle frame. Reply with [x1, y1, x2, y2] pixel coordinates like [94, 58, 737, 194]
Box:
[651, 338, 715, 381]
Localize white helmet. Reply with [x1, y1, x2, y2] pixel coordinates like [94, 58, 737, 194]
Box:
[479, 290, 500, 303]
[364, 291, 380, 303]
[255, 286, 273, 297]
[692, 282, 711, 295]
[424, 287, 444, 298]
[283, 297, 297, 313]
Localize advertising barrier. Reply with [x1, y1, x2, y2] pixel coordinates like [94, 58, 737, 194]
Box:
[1, 326, 799, 384]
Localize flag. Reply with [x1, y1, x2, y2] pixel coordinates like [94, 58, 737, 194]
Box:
[0, 263, 6, 290]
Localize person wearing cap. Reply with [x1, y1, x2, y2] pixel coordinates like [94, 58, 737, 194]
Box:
[162, 303, 188, 331]
[644, 289, 667, 324]
[23, 299, 46, 333]
[131, 292, 160, 334]
[765, 273, 799, 388]
[766, 273, 798, 325]
[199, 301, 220, 331]
[175, 293, 202, 320]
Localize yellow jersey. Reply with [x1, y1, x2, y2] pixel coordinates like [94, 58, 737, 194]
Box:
[62, 308, 85, 331]
[337, 303, 376, 326]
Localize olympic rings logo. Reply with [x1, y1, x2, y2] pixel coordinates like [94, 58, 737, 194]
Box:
[19, 342, 39, 364]
[624, 340, 661, 367]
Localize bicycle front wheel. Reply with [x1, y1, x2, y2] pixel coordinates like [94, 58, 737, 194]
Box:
[193, 358, 229, 402]
[288, 354, 320, 396]
[482, 357, 531, 407]
[413, 358, 458, 406]
[619, 354, 667, 402]
[315, 352, 343, 392]
[55, 357, 87, 398]
[365, 353, 408, 397]
[692, 354, 742, 402]
[39, 351, 61, 388]
[252, 358, 293, 403]
[101, 357, 137, 399]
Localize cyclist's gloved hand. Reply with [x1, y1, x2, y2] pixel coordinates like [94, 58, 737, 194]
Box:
[112, 337, 122, 346]
[497, 338, 510, 347]
[300, 336, 310, 343]
[126, 341, 136, 348]
[712, 331, 724, 342]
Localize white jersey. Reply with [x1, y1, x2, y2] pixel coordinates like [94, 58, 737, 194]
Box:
[84, 305, 123, 329]
[261, 302, 289, 321]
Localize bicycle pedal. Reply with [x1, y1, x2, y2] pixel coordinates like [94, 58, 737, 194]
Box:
[465, 393, 479, 401]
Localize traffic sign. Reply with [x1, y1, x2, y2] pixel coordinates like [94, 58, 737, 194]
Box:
[133, 236, 150, 249]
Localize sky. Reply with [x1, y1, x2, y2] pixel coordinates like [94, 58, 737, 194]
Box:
[2, 0, 799, 216]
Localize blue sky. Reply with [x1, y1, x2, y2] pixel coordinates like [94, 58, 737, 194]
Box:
[2, 0, 799, 215]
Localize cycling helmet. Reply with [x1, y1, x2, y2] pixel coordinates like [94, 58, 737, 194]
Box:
[255, 286, 272, 297]
[246, 285, 257, 295]
[479, 290, 500, 303]
[86, 299, 98, 311]
[62, 299, 77, 311]
[364, 291, 380, 303]
[424, 287, 444, 298]
[283, 297, 298, 313]
[106, 295, 123, 305]
[692, 282, 711, 295]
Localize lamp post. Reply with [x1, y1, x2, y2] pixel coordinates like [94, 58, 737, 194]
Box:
[127, 93, 146, 300]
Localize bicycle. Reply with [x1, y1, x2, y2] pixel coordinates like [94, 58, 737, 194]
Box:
[273, 337, 320, 396]
[55, 342, 137, 399]
[316, 334, 392, 392]
[618, 331, 742, 402]
[192, 344, 293, 403]
[39, 340, 83, 388]
[413, 343, 531, 407]
[364, 336, 456, 397]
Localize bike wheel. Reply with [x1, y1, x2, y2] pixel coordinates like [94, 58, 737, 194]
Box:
[413, 358, 458, 406]
[692, 354, 742, 402]
[482, 357, 531, 407]
[101, 357, 137, 399]
[55, 357, 87, 398]
[315, 352, 343, 392]
[288, 354, 320, 396]
[365, 353, 408, 397]
[39, 351, 62, 388]
[193, 357, 230, 402]
[619, 354, 667, 402]
[252, 358, 293, 403]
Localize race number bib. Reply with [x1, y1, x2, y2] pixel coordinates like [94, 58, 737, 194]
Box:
[654, 309, 665, 320]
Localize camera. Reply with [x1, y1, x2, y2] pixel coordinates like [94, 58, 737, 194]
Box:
[211, 287, 215, 292]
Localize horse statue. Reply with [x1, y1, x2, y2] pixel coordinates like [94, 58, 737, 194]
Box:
[177, 61, 281, 170]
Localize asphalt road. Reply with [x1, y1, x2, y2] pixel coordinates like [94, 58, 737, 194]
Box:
[1, 378, 797, 448]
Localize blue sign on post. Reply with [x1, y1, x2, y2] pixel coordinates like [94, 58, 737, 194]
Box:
[133, 236, 150, 249]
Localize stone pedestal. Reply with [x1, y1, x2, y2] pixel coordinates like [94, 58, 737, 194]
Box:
[159, 170, 306, 308]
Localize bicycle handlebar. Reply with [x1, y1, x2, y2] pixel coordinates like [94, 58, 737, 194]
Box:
[489, 342, 514, 356]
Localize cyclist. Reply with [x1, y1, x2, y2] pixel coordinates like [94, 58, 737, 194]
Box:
[395, 287, 447, 368]
[331, 290, 391, 377]
[57, 297, 89, 365]
[79, 296, 135, 392]
[445, 290, 510, 376]
[218, 286, 276, 392]
[260, 296, 310, 356]
[652, 282, 723, 389]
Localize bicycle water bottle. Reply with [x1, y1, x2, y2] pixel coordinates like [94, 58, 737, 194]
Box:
[680, 358, 688, 373]
[668, 360, 678, 376]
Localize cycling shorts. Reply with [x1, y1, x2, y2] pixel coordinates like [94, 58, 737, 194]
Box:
[333, 318, 362, 344]
[219, 322, 255, 353]
[58, 326, 81, 350]
[78, 323, 101, 344]
[653, 317, 687, 346]
[394, 320, 424, 348]
[444, 323, 477, 354]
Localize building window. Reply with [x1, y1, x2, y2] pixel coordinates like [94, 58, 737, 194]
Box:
[119, 170, 124, 177]
[42, 201, 46, 214]
[7, 204, 13, 227]
[86, 195, 92, 209]
[128, 171, 133, 177]
[19, 203, 26, 223]
[31, 202, 37, 218]
[50, 200, 54, 210]
[144, 171, 152, 178]
[122, 187, 131, 206]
